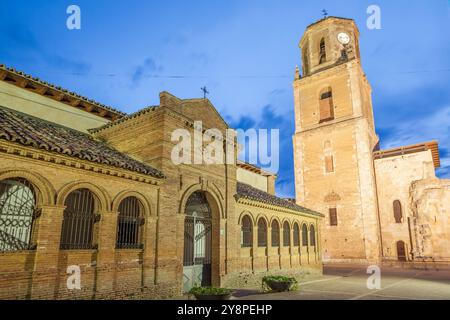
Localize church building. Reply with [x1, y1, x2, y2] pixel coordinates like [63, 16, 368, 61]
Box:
[293, 16, 450, 266]
[0, 64, 321, 298]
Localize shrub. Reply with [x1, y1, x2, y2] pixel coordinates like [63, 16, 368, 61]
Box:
[262, 275, 298, 292]
[189, 286, 234, 296]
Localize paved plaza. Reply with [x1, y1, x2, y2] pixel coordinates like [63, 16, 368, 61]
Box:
[235, 266, 450, 300]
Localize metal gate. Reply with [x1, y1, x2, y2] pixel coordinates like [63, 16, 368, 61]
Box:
[183, 191, 212, 292]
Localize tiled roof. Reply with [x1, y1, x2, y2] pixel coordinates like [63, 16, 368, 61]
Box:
[235, 182, 323, 217]
[89, 105, 159, 133]
[0, 64, 126, 119]
[0, 106, 165, 179]
[373, 141, 440, 168]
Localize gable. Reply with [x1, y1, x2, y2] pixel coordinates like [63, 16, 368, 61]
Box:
[159, 92, 228, 131]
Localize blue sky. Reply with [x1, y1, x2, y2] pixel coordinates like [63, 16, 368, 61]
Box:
[1, 0, 449, 197]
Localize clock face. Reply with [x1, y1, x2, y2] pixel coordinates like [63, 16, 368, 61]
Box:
[337, 32, 350, 45]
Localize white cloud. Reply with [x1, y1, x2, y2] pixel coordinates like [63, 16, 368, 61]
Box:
[380, 105, 450, 178]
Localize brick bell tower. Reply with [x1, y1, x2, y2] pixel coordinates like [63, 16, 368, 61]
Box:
[293, 17, 381, 264]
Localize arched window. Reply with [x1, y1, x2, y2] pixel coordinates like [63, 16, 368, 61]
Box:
[271, 220, 280, 247]
[302, 224, 308, 247]
[116, 196, 144, 249]
[241, 215, 253, 248]
[319, 38, 326, 64]
[310, 225, 316, 247]
[257, 218, 267, 247]
[319, 87, 334, 123]
[283, 221, 290, 247]
[60, 189, 98, 250]
[0, 179, 38, 252]
[293, 223, 300, 246]
[393, 200, 403, 223]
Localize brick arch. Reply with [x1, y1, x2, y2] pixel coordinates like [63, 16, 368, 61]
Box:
[255, 214, 269, 227]
[112, 190, 153, 217]
[179, 183, 224, 219]
[269, 216, 282, 227]
[238, 210, 255, 226]
[281, 218, 292, 229]
[180, 184, 223, 288]
[0, 168, 56, 205]
[57, 181, 111, 212]
[318, 86, 332, 96]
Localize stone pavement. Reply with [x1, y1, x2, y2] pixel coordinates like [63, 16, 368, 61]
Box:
[234, 265, 450, 300]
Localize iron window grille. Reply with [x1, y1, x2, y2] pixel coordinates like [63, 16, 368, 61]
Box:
[302, 224, 308, 247]
[257, 219, 267, 247]
[0, 179, 40, 252]
[60, 189, 99, 250]
[241, 215, 253, 248]
[310, 225, 316, 247]
[116, 196, 145, 249]
[293, 223, 300, 247]
[283, 222, 290, 247]
[271, 221, 280, 247]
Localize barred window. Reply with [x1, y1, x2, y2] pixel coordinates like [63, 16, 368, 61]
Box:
[0, 179, 39, 252]
[310, 225, 316, 247]
[116, 197, 144, 249]
[283, 221, 290, 247]
[293, 223, 300, 247]
[271, 220, 280, 247]
[302, 224, 308, 247]
[257, 218, 267, 247]
[60, 189, 99, 250]
[393, 200, 403, 223]
[241, 215, 253, 248]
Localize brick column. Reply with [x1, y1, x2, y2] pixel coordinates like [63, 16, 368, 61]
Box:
[142, 216, 157, 292]
[290, 226, 294, 268]
[94, 210, 118, 299]
[315, 223, 320, 263]
[267, 226, 273, 270]
[175, 213, 186, 295]
[31, 204, 65, 300]
[251, 223, 258, 271]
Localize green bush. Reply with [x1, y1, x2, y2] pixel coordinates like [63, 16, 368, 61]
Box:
[189, 286, 234, 296]
[262, 275, 298, 292]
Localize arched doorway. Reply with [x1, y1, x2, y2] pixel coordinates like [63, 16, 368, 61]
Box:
[397, 241, 407, 262]
[183, 191, 213, 292]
